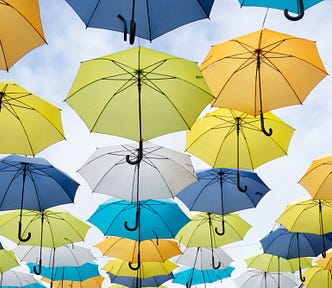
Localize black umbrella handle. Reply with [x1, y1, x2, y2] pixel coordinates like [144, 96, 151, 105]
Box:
[284, 0, 304, 21]
[215, 217, 225, 236]
[237, 170, 247, 192]
[18, 221, 31, 242]
[117, 14, 127, 41]
[33, 259, 42, 275]
[260, 112, 273, 136]
[212, 255, 221, 269]
[128, 253, 141, 270]
[126, 141, 143, 165]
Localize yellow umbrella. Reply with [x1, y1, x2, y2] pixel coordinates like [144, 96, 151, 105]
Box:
[200, 28, 327, 136]
[316, 249, 332, 269]
[103, 259, 178, 278]
[0, 0, 46, 70]
[299, 154, 332, 200]
[95, 236, 181, 263]
[0, 242, 19, 273]
[42, 275, 105, 288]
[303, 265, 332, 288]
[0, 80, 65, 156]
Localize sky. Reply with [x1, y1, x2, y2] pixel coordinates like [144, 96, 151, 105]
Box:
[1, 0, 332, 287]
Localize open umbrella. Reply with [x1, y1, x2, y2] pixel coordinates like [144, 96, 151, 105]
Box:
[298, 154, 332, 200]
[237, 0, 323, 21]
[185, 108, 294, 189]
[0, 270, 42, 287]
[42, 276, 104, 288]
[64, 0, 215, 44]
[0, 0, 46, 70]
[302, 265, 332, 288]
[316, 249, 332, 269]
[0, 80, 65, 156]
[78, 142, 196, 201]
[0, 209, 90, 275]
[200, 29, 327, 136]
[108, 273, 172, 288]
[0, 242, 19, 273]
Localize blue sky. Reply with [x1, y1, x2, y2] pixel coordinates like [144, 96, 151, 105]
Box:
[1, 0, 332, 287]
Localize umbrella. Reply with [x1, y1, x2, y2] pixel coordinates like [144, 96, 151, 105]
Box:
[1, 283, 46, 288]
[316, 249, 332, 269]
[200, 29, 327, 136]
[0, 209, 90, 275]
[238, 0, 323, 21]
[0, 242, 19, 273]
[234, 269, 298, 288]
[108, 273, 172, 288]
[95, 236, 181, 263]
[302, 265, 332, 288]
[78, 142, 196, 201]
[0, 270, 42, 287]
[0, 80, 65, 156]
[174, 246, 233, 270]
[298, 154, 332, 200]
[63, 0, 215, 44]
[172, 266, 234, 287]
[65, 45, 213, 163]
[0, 154, 79, 242]
[177, 167, 270, 215]
[185, 108, 294, 189]
[42, 276, 104, 288]
[260, 226, 332, 281]
[0, 0, 46, 70]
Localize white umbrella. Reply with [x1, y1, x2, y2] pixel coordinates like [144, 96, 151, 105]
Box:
[0, 270, 42, 286]
[234, 269, 299, 288]
[13, 244, 95, 267]
[78, 141, 197, 201]
[174, 246, 233, 270]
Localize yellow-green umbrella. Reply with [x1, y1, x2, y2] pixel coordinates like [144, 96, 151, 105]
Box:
[0, 80, 65, 156]
[0, 242, 19, 273]
[95, 236, 181, 263]
[65, 46, 213, 163]
[303, 265, 332, 288]
[299, 154, 332, 200]
[0, 0, 46, 70]
[200, 28, 327, 135]
[103, 259, 178, 278]
[42, 275, 105, 288]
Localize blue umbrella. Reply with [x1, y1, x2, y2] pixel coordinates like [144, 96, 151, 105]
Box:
[108, 272, 173, 287]
[260, 226, 332, 281]
[0, 154, 79, 242]
[172, 266, 234, 287]
[64, 0, 215, 44]
[238, 0, 323, 21]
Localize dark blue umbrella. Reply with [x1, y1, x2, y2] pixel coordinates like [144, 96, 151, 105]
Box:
[0, 154, 79, 242]
[108, 272, 173, 287]
[260, 226, 332, 282]
[64, 0, 215, 44]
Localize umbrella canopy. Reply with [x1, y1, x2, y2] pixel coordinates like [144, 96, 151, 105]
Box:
[95, 236, 181, 263]
[174, 246, 233, 270]
[200, 29, 327, 135]
[302, 265, 332, 288]
[64, 0, 215, 44]
[66, 46, 213, 142]
[172, 266, 234, 287]
[316, 249, 332, 269]
[42, 276, 104, 288]
[175, 212, 251, 247]
[0, 242, 19, 273]
[78, 142, 196, 201]
[298, 154, 332, 200]
[108, 273, 172, 288]
[238, 0, 323, 21]
[0, 0, 46, 70]
[13, 244, 95, 267]
[0, 80, 65, 156]
[103, 259, 178, 278]
[177, 167, 270, 215]
[88, 198, 189, 241]
[234, 269, 298, 288]
[0, 270, 42, 287]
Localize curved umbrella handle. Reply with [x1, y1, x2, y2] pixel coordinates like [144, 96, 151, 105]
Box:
[33, 259, 42, 275]
[284, 0, 304, 21]
[124, 208, 140, 231]
[129, 20, 136, 45]
[117, 14, 127, 41]
[322, 249, 327, 258]
[128, 253, 141, 270]
[299, 267, 305, 282]
[215, 218, 225, 236]
[212, 255, 221, 269]
[18, 221, 31, 242]
[186, 279, 193, 288]
[126, 141, 143, 165]
[237, 170, 248, 192]
[260, 112, 272, 136]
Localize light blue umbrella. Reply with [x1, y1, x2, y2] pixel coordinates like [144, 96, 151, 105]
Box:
[172, 266, 234, 287]
[64, 0, 215, 44]
[238, 0, 323, 21]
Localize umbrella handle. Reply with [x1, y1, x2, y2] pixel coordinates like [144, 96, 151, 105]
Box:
[212, 255, 221, 269]
[18, 221, 31, 242]
[284, 0, 304, 21]
[299, 267, 305, 282]
[322, 249, 327, 258]
[129, 20, 136, 45]
[215, 218, 225, 236]
[128, 253, 141, 271]
[117, 14, 128, 41]
[260, 112, 273, 136]
[33, 259, 42, 275]
[126, 141, 143, 165]
[186, 280, 193, 288]
[124, 208, 140, 231]
[237, 170, 248, 192]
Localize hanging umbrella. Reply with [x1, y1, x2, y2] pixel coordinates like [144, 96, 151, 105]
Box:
[316, 249, 332, 269]
[78, 142, 196, 201]
[63, 0, 215, 44]
[174, 246, 233, 270]
[1, 283, 46, 288]
[108, 273, 172, 288]
[0, 242, 19, 273]
[172, 266, 234, 287]
[302, 265, 332, 288]
[42, 276, 104, 288]
[95, 236, 181, 263]
[0, 0, 46, 70]
[0, 209, 90, 275]
[0, 154, 79, 242]
[0, 80, 65, 155]
[260, 226, 332, 282]
[234, 269, 298, 288]
[0, 270, 42, 287]
[200, 29, 327, 136]
[237, 0, 323, 21]
[185, 108, 294, 190]
[298, 154, 332, 200]
[177, 167, 270, 215]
